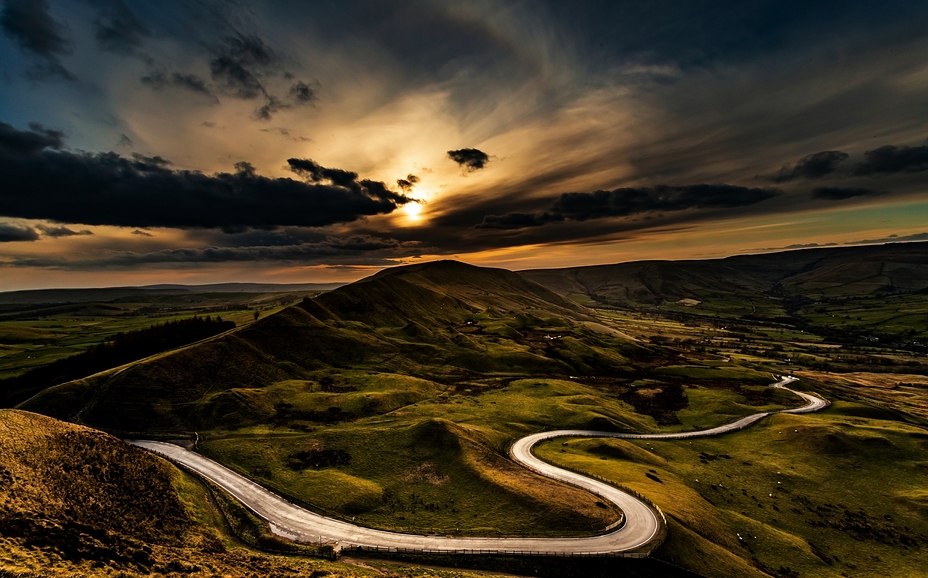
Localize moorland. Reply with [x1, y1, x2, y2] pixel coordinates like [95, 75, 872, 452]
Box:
[2, 242, 927, 578]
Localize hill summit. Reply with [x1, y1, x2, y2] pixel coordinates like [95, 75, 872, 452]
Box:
[302, 260, 588, 327]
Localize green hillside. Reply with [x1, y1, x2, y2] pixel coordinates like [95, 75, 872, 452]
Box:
[521, 242, 928, 343]
[12, 251, 928, 577]
[18, 259, 794, 546]
[22, 260, 641, 433]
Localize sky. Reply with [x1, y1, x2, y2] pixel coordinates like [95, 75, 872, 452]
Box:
[1, 0, 927, 290]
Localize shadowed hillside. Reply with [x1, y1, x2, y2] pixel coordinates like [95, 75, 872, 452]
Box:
[522, 242, 928, 306]
[522, 242, 928, 344]
[303, 260, 589, 327]
[21, 260, 647, 433]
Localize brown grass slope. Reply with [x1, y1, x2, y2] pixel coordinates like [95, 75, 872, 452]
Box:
[0, 409, 220, 574]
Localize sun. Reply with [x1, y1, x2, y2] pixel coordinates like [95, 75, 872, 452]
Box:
[404, 201, 423, 221]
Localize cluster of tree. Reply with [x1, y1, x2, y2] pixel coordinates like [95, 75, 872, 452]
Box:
[1, 316, 234, 407]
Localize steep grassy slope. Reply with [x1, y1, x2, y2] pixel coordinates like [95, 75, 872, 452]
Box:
[0, 410, 359, 577]
[21, 260, 645, 433]
[0, 411, 532, 578]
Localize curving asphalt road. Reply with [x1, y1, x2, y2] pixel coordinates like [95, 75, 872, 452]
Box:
[129, 376, 828, 556]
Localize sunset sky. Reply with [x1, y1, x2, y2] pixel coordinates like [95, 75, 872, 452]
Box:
[1, 0, 927, 290]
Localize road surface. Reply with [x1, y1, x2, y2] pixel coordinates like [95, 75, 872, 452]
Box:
[129, 376, 827, 556]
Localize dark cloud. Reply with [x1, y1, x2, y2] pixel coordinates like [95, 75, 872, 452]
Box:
[853, 143, 928, 176]
[286, 158, 408, 205]
[131, 229, 153, 237]
[290, 81, 317, 104]
[36, 224, 93, 237]
[772, 150, 849, 182]
[476, 212, 554, 230]
[0, 222, 38, 242]
[811, 187, 883, 201]
[255, 95, 287, 120]
[396, 174, 420, 192]
[551, 184, 779, 221]
[0, 121, 411, 231]
[0, 121, 63, 154]
[448, 148, 490, 171]
[476, 184, 779, 229]
[92, 0, 149, 54]
[131, 153, 172, 167]
[209, 35, 275, 100]
[206, 35, 307, 120]
[1, 0, 74, 80]
[141, 72, 218, 103]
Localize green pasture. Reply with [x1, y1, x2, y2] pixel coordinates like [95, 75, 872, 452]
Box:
[535, 400, 928, 577]
[0, 291, 310, 379]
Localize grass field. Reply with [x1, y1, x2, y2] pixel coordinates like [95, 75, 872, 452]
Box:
[7, 254, 928, 577]
[0, 290, 315, 380]
[190, 371, 806, 538]
[0, 409, 522, 578]
[535, 399, 928, 577]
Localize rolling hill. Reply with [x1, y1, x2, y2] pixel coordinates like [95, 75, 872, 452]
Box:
[0, 409, 504, 577]
[19, 260, 646, 433]
[521, 242, 928, 342]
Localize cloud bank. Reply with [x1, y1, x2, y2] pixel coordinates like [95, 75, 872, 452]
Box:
[0, 121, 411, 231]
[477, 184, 780, 229]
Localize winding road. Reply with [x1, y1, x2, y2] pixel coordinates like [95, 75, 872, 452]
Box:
[129, 376, 828, 557]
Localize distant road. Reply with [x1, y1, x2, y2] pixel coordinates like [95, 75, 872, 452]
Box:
[130, 376, 827, 557]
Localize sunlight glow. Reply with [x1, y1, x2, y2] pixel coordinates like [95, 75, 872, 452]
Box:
[404, 201, 423, 221]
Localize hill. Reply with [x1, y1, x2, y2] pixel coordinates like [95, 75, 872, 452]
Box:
[0, 410, 517, 577]
[304, 260, 589, 327]
[521, 242, 928, 344]
[0, 410, 340, 576]
[20, 260, 646, 433]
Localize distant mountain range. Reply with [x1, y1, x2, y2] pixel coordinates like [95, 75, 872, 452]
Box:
[0, 282, 346, 305]
[521, 241, 928, 312]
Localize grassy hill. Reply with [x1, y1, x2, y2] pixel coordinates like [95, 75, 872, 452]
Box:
[522, 242, 928, 307]
[19, 261, 766, 544]
[521, 242, 928, 343]
[0, 409, 366, 577]
[21, 260, 646, 433]
[8, 250, 928, 577]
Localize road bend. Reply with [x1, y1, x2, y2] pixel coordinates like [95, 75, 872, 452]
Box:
[129, 376, 827, 556]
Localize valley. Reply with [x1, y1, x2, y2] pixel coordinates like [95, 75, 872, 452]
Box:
[2, 244, 927, 577]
